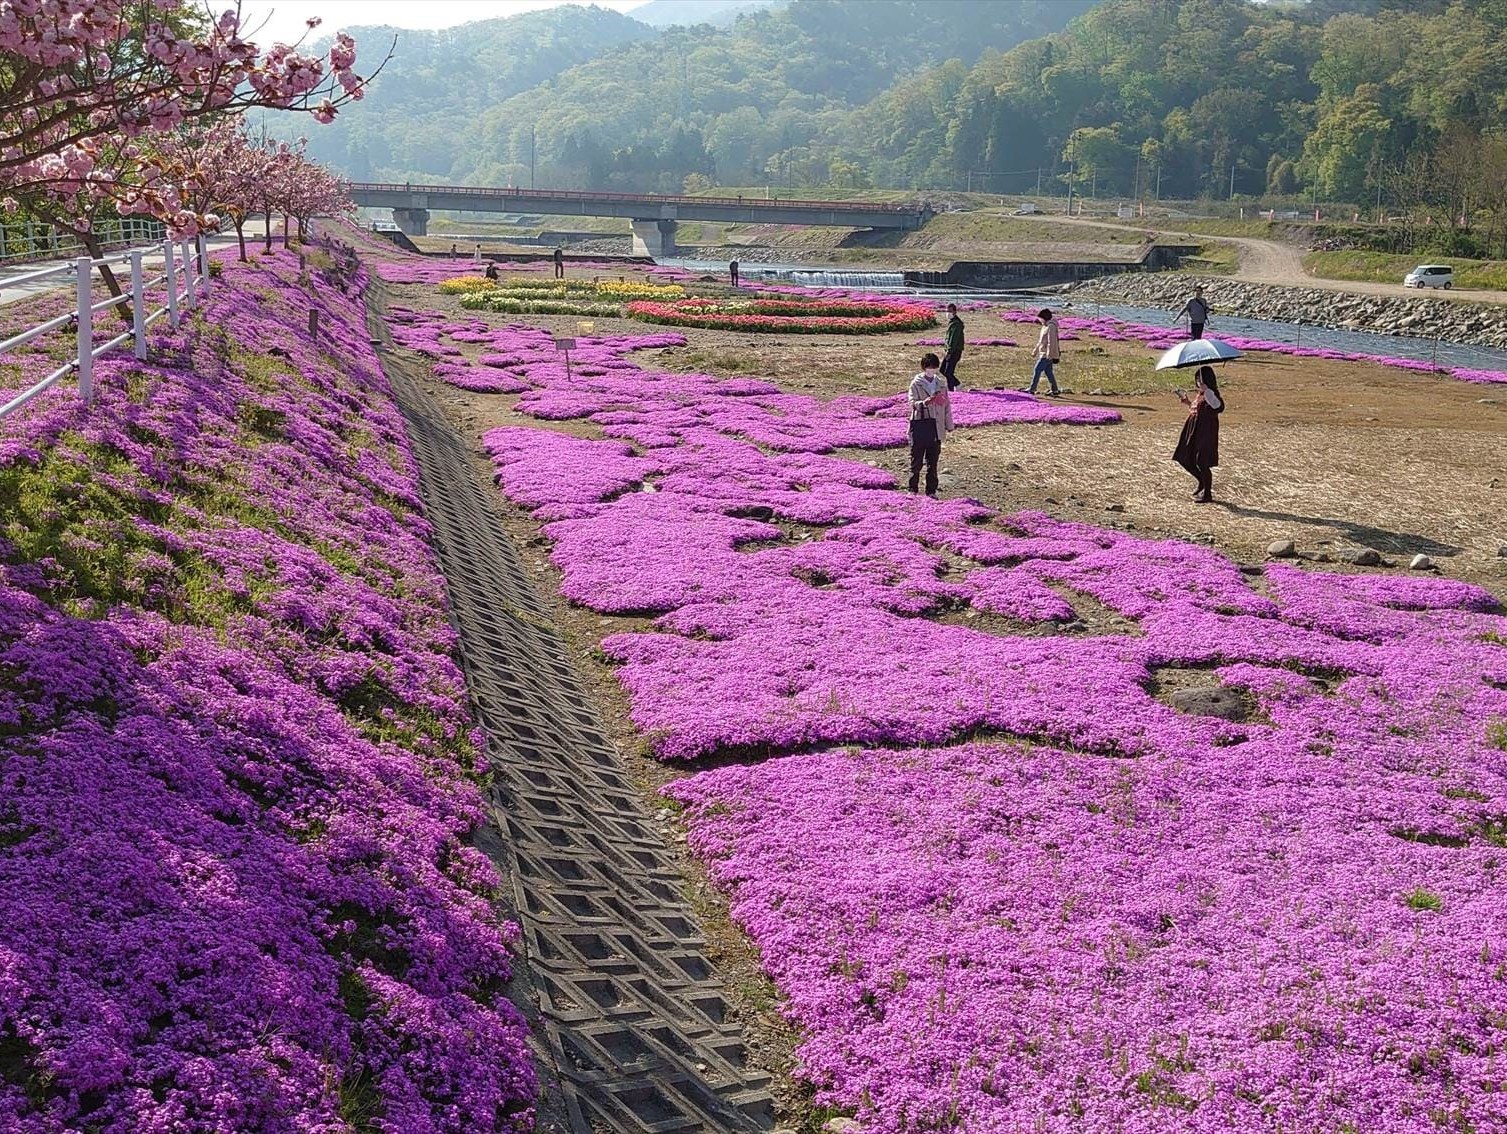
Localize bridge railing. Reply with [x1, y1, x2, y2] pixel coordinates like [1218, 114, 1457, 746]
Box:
[348, 182, 924, 214]
[0, 236, 209, 423]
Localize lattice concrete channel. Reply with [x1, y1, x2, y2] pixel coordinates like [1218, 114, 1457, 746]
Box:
[367, 298, 777, 1133]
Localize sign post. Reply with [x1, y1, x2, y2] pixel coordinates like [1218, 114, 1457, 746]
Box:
[554, 336, 576, 381]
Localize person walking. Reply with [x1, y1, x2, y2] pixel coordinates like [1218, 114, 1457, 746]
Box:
[553, 245, 565, 279]
[1178, 285, 1211, 339]
[729, 258, 740, 288]
[1026, 308, 1061, 396]
[941, 303, 965, 391]
[1173, 365, 1224, 503]
[907, 352, 953, 497]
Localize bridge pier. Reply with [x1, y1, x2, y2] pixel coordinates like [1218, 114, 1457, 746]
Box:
[392, 208, 430, 237]
[630, 218, 677, 258]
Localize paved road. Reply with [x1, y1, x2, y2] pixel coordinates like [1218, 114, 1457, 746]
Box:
[0, 231, 256, 307]
[1021, 210, 1507, 307]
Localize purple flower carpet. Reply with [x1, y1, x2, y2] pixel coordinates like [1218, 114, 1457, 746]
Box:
[0, 246, 535, 1131]
[445, 304, 1507, 1131]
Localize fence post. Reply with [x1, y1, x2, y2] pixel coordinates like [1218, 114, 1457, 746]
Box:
[181, 240, 196, 311]
[164, 239, 179, 327]
[197, 234, 210, 300]
[131, 249, 147, 360]
[76, 256, 94, 402]
[1296, 321, 1301, 349]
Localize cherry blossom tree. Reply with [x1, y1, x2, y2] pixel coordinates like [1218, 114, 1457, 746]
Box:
[280, 156, 350, 245]
[0, 1, 386, 228]
[143, 115, 269, 258]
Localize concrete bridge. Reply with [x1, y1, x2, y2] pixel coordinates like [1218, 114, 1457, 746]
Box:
[347, 182, 930, 256]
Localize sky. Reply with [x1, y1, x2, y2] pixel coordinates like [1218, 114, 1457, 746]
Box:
[231, 0, 648, 47]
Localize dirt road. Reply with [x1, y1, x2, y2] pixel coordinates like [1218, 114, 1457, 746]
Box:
[1022, 210, 1507, 306]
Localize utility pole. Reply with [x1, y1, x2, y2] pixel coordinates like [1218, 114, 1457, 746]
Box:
[1156, 161, 1162, 200]
[1134, 150, 1141, 202]
[1229, 164, 1236, 199]
[530, 125, 536, 189]
[1036, 167, 1042, 195]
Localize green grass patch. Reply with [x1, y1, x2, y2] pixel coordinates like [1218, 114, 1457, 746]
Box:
[1179, 241, 1240, 275]
[1489, 718, 1507, 751]
[1404, 887, 1444, 913]
[1304, 250, 1507, 291]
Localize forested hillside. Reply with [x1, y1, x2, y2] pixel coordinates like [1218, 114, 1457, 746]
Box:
[630, 0, 785, 28]
[298, 5, 653, 180]
[310, 0, 1507, 248]
[306, 0, 1094, 188]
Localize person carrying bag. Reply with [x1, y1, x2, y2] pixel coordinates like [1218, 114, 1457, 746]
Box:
[907, 352, 953, 497]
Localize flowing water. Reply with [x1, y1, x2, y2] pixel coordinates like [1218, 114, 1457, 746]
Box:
[656, 255, 1507, 374]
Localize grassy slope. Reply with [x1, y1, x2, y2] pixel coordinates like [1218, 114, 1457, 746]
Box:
[1304, 250, 1507, 291]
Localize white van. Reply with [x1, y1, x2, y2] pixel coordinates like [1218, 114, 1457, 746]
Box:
[1404, 264, 1454, 289]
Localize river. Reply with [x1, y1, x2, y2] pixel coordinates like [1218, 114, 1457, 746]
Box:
[657, 258, 1507, 375]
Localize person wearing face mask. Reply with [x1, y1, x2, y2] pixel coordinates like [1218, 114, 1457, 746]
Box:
[1173, 365, 1224, 503]
[907, 352, 953, 497]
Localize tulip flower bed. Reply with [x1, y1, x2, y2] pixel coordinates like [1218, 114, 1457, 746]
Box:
[999, 307, 1507, 385]
[441, 277, 686, 302]
[0, 248, 535, 1131]
[470, 310, 1507, 1131]
[375, 257, 699, 287]
[626, 295, 938, 334]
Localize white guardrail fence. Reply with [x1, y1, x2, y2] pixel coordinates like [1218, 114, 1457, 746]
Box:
[0, 235, 210, 422]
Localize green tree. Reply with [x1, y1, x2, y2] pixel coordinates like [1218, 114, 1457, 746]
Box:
[1301, 84, 1393, 201]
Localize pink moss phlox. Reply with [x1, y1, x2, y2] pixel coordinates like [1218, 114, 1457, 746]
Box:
[0, 243, 536, 1130]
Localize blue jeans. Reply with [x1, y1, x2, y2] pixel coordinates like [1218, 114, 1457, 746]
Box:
[1029, 358, 1059, 394]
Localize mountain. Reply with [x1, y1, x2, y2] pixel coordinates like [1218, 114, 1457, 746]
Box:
[628, 0, 786, 28]
[466, 0, 1097, 190]
[293, 5, 654, 180]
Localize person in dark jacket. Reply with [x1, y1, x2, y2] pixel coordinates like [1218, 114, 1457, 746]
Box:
[729, 258, 740, 287]
[940, 303, 965, 390]
[553, 245, 565, 279]
[1178, 286, 1211, 339]
[1173, 365, 1224, 503]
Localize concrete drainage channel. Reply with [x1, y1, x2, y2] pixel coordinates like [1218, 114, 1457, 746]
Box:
[368, 310, 777, 1133]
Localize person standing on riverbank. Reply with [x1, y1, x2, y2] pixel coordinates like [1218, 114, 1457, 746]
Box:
[1174, 365, 1224, 503]
[1179, 285, 1211, 339]
[941, 304, 965, 390]
[1027, 309, 1061, 396]
[907, 352, 952, 496]
[729, 258, 740, 287]
[553, 246, 565, 279]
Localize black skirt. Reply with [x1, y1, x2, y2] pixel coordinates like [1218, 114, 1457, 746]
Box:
[1172, 405, 1220, 467]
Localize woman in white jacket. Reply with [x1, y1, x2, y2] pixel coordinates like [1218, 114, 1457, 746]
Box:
[907, 352, 953, 496]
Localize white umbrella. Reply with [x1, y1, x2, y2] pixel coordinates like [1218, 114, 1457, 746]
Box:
[1155, 337, 1242, 370]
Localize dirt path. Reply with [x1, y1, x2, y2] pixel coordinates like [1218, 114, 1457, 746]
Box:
[1021, 210, 1507, 306]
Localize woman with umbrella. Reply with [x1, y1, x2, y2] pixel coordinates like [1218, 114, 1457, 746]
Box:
[1173, 365, 1223, 503]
